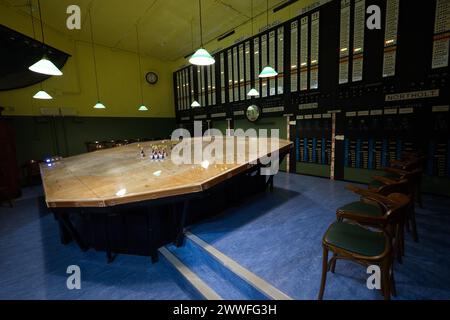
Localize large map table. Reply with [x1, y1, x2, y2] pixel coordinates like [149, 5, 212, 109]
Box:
[41, 137, 293, 262]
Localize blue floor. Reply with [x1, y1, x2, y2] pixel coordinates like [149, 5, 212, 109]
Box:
[0, 187, 201, 300]
[188, 173, 450, 300]
[1, 173, 450, 300]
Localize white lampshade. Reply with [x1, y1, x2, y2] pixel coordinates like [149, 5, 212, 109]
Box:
[258, 66, 278, 78]
[138, 105, 149, 111]
[33, 90, 53, 100]
[189, 48, 215, 66]
[247, 88, 260, 97]
[29, 56, 63, 76]
[93, 102, 106, 109]
[191, 100, 201, 107]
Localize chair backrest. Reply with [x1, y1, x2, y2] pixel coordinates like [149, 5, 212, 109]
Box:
[378, 179, 411, 197]
[385, 193, 411, 225]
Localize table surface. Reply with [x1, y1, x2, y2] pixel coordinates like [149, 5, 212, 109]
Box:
[40, 137, 293, 208]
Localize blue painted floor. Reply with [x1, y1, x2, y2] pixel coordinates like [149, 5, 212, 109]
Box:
[0, 187, 201, 300]
[1, 173, 450, 300]
[188, 173, 450, 300]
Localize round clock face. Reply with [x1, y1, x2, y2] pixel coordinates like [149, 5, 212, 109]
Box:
[146, 72, 158, 85]
[246, 105, 261, 122]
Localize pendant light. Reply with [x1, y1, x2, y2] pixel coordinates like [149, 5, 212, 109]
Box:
[189, 0, 215, 66]
[28, 0, 63, 76]
[191, 101, 201, 108]
[258, 0, 278, 78]
[247, 0, 259, 97]
[89, 8, 106, 109]
[29, 1, 53, 100]
[136, 24, 148, 111]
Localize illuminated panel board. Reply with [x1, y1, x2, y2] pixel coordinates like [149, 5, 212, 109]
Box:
[432, 0, 450, 69]
[339, 0, 351, 84]
[352, 0, 365, 82]
[201, 67, 206, 107]
[383, 0, 400, 78]
[254, 37, 261, 95]
[211, 62, 216, 106]
[245, 41, 251, 99]
[227, 49, 233, 102]
[290, 21, 299, 92]
[269, 30, 276, 96]
[300, 16, 309, 91]
[176, 72, 182, 110]
[189, 66, 195, 108]
[207, 65, 212, 106]
[181, 70, 187, 110]
[220, 53, 226, 104]
[233, 46, 239, 101]
[185, 68, 190, 109]
[239, 43, 245, 101]
[277, 26, 284, 95]
[310, 12, 320, 90]
[261, 34, 268, 97]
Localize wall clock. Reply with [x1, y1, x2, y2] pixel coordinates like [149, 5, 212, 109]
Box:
[145, 72, 158, 85]
[246, 105, 261, 122]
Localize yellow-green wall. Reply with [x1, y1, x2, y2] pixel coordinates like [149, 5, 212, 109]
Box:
[0, 2, 175, 118]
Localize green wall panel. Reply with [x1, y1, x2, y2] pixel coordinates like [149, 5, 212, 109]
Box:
[9, 116, 176, 168]
[297, 163, 331, 178]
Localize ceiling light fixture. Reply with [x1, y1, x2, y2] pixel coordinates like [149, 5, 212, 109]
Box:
[28, 0, 63, 76]
[191, 100, 201, 107]
[89, 8, 106, 109]
[258, 0, 278, 78]
[247, 0, 259, 97]
[136, 24, 148, 111]
[33, 90, 53, 100]
[28, 1, 53, 100]
[189, 0, 215, 66]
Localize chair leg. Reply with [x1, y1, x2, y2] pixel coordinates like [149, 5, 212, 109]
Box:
[410, 209, 419, 243]
[391, 267, 397, 297]
[318, 247, 329, 300]
[381, 259, 391, 300]
[395, 224, 403, 264]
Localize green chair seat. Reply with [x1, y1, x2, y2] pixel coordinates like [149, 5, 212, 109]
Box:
[369, 179, 385, 189]
[337, 201, 384, 217]
[324, 221, 387, 257]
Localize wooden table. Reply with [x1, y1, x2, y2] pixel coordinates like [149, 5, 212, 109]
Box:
[41, 137, 293, 262]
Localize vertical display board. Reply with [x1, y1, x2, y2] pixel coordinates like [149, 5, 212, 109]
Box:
[310, 12, 320, 90]
[220, 52, 226, 104]
[277, 26, 285, 95]
[382, 0, 400, 78]
[245, 41, 251, 99]
[239, 44, 245, 101]
[254, 37, 261, 96]
[207, 65, 212, 106]
[290, 21, 299, 92]
[432, 0, 450, 69]
[339, 0, 351, 84]
[352, 0, 365, 82]
[261, 34, 268, 97]
[227, 49, 233, 103]
[269, 30, 276, 95]
[300, 16, 309, 91]
[233, 46, 239, 101]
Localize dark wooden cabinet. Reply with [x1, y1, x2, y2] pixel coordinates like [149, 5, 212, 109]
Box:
[0, 118, 21, 203]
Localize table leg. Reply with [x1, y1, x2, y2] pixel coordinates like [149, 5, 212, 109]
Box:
[175, 200, 189, 247]
[54, 211, 88, 251]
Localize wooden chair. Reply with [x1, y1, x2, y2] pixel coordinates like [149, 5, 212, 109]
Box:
[318, 193, 409, 300]
[369, 170, 421, 242]
[336, 192, 410, 263]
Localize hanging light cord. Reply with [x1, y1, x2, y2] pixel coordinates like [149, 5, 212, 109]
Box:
[199, 0, 204, 47]
[251, 0, 254, 36]
[30, 0, 43, 91]
[136, 25, 144, 105]
[89, 8, 101, 101]
[37, 0, 45, 45]
[266, 0, 269, 28]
